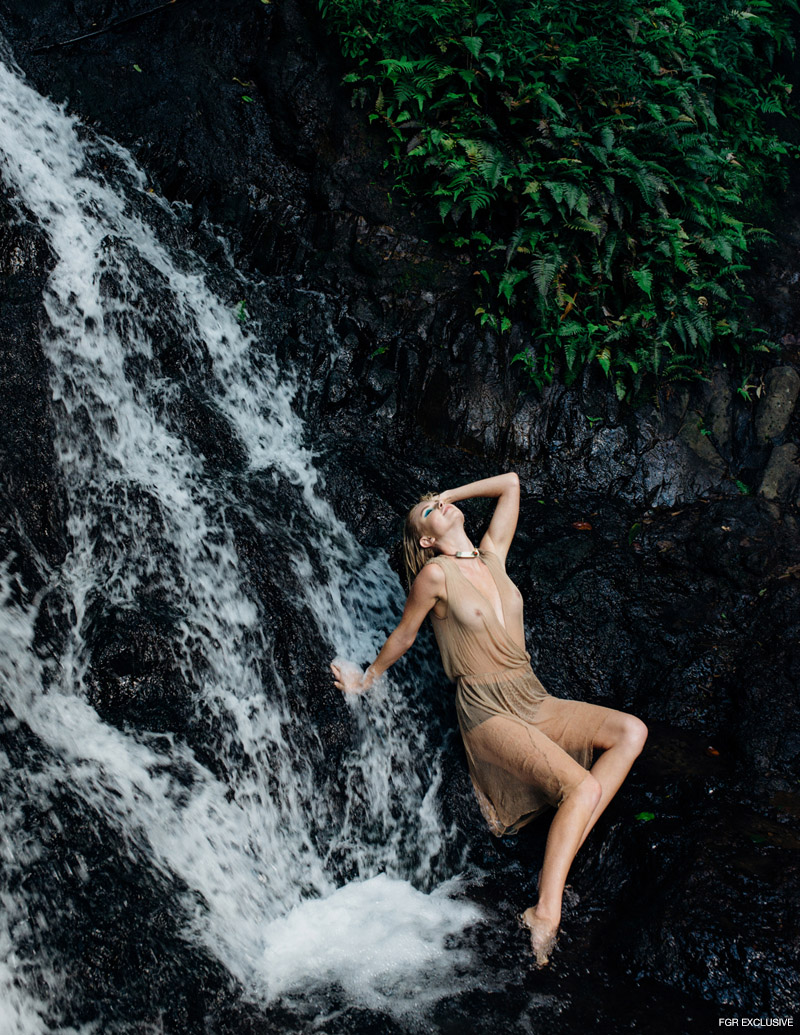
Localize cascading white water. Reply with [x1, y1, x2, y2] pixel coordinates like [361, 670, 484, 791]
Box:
[0, 41, 480, 1030]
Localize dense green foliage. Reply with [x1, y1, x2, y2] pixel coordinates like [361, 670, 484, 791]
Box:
[320, 0, 797, 398]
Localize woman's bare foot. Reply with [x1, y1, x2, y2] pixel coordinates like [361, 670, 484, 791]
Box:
[521, 907, 559, 967]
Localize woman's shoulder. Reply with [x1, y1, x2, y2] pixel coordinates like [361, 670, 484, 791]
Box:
[420, 556, 447, 578]
[416, 558, 447, 591]
[410, 559, 447, 600]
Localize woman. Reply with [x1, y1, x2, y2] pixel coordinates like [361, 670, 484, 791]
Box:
[330, 472, 647, 965]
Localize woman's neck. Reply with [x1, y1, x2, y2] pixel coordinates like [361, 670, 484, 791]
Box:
[436, 532, 477, 557]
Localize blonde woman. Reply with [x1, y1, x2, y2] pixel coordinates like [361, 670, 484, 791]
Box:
[331, 472, 647, 964]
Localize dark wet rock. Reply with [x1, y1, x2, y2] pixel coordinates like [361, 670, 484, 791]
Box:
[0, 193, 68, 572]
[173, 386, 249, 474]
[706, 366, 735, 461]
[731, 573, 800, 782]
[614, 730, 800, 1016]
[84, 603, 193, 736]
[759, 442, 800, 500]
[755, 366, 800, 443]
[678, 411, 725, 470]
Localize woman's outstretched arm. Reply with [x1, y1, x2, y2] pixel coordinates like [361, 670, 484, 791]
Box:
[438, 471, 520, 563]
[331, 562, 445, 694]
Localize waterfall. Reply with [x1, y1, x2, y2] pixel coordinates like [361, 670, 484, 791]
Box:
[0, 42, 479, 1030]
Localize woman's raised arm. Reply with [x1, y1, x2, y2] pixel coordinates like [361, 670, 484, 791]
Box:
[331, 561, 445, 694]
[438, 471, 520, 563]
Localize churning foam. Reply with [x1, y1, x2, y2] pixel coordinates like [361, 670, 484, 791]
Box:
[261, 875, 481, 1007]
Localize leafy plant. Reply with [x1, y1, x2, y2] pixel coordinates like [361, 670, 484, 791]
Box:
[320, 0, 798, 398]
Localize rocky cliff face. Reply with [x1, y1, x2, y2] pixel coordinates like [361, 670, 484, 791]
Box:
[4, 0, 800, 514]
[1, 0, 798, 1028]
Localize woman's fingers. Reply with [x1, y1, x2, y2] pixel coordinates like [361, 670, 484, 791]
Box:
[330, 659, 366, 694]
[330, 663, 351, 692]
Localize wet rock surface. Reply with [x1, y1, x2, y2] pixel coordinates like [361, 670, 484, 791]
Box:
[0, 191, 67, 575]
[0, 0, 799, 1031]
[756, 367, 800, 443]
[760, 442, 800, 501]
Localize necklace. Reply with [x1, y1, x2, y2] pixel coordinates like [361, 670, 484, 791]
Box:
[453, 548, 479, 558]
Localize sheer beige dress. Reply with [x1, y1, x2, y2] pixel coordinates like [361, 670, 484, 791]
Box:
[427, 549, 614, 836]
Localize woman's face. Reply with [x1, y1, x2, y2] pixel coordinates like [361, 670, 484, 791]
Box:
[412, 497, 463, 546]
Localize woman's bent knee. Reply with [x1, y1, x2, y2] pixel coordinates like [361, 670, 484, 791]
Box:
[624, 715, 648, 755]
[608, 713, 648, 755]
[566, 772, 602, 810]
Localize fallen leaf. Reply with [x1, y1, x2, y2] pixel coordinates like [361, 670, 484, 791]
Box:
[635, 811, 655, 822]
[571, 521, 592, 530]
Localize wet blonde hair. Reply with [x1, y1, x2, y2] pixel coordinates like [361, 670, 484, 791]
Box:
[402, 492, 439, 591]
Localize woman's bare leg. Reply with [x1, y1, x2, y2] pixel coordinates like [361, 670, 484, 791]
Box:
[522, 772, 601, 964]
[577, 713, 648, 850]
[522, 713, 647, 963]
[467, 710, 647, 964]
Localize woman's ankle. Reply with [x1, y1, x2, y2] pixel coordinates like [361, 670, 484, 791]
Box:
[525, 901, 560, 928]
